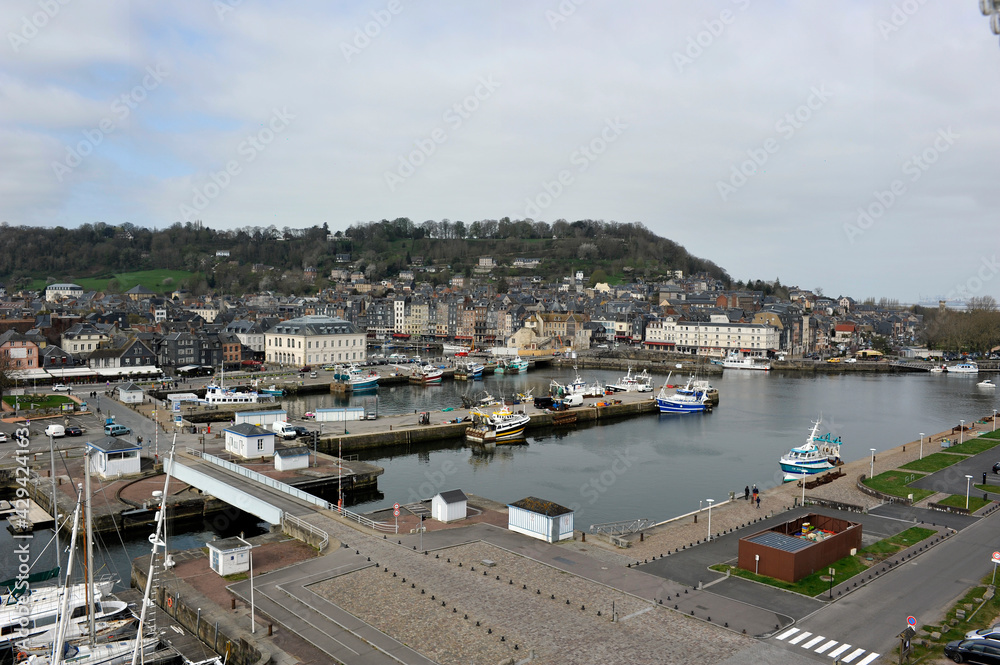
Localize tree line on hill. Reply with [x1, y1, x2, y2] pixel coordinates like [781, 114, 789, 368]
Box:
[0, 218, 730, 295]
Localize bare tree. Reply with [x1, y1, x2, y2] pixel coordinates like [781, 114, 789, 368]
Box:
[968, 295, 997, 312]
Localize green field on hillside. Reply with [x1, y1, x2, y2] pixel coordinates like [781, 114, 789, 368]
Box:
[31, 270, 193, 295]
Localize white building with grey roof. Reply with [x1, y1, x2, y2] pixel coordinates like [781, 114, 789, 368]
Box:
[264, 315, 365, 367]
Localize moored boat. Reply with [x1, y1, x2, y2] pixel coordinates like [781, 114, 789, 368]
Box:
[656, 377, 710, 414]
[607, 366, 646, 392]
[948, 361, 979, 374]
[779, 417, 842, 481]
[466, 403, 530, 443]
[722, 351, 771, 371]
[410, 364, 444, 385]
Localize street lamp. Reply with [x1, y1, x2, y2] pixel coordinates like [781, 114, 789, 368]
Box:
[706, 499, 714, 541]
[919, 433, 924, 460]
[960, 420, 965, 446]
[994, 409, 997, 433]
[966, 474, 974, 510]
[236, 533, 256, 634]
[870, 448, 877, 479]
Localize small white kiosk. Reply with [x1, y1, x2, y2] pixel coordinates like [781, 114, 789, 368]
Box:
[432, 489, 468, 523]
[224, 423, 275, 459]
[207, 537, 251, 576]
[117, 382, 144, 405]
[87, 437, 142, 479]
[274, 446, 310, 471]
[507, 496, 574, 543]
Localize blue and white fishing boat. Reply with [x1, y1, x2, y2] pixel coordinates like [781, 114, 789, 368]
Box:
[467, 361, 485, 379]
[656, 377, 710, 414]
[506, 358, 529, 374]
[334, 364, 380, 391]
[779, 417, 842, 481]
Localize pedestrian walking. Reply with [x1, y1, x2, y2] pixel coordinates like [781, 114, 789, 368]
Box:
[756, 495, 761, 509]
[744, 485, 750, 501]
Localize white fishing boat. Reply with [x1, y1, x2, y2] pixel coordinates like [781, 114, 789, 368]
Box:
[466, 403, 530, 443]
[779, 417, 842, 481]
[410, 364, 444, 385]
[607, 366, 648, 392]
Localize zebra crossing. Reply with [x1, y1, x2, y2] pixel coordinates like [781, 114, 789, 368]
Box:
[774, 626, 881, 664]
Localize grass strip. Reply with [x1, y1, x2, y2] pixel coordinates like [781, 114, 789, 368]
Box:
[863, 470, 934, 502]
[899, 452, 966, 473]
[936, 494, 992, 513]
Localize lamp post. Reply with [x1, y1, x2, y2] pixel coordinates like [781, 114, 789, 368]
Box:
[754, 554, 759, 575]
[236, 533, 256, 634]
[919, 433, 924, 460]
[966, 474, 974, 510]
[994, 409, 997, 432]
[706, 499, 714, 541]
[960, 420, 965, 446]
[870, 448, 877, 479]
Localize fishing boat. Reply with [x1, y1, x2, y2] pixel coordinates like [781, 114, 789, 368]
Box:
[655, 377, 710, 414]
[409, 364, 444, 385]
[259, 384, 284, 396]
[778, 417, 843, 481]
[503, 358, 529, 374]
[466, 403, 530, 443]
[344, 365, 379, 391]
[722, 351, 771, 371]
[468, 362, 485, 379]
[948, 361, 979, 374]
[929, 364, 946, 373]
[204, 366, 261, 404]
[607, 366, 645, 392]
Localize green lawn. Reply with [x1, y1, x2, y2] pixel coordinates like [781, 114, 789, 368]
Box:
[941, 435, 1000, 455]
[30, 269, 193, 295]
[937, 494, 992, 513]
[975, 483, 1000, 493]
[978, 429, 1000, 440]
[2, 394, 74, 410]
[899, 452, 965, 473]
[863, 470, 934, 502]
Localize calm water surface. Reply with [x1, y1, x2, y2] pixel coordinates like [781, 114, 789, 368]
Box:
[285, 368, 999, 527]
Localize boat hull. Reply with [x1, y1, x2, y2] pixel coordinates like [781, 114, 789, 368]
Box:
[656, 398, 708, 414]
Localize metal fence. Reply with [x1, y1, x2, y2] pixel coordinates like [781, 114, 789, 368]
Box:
[282, 513, 330, 551]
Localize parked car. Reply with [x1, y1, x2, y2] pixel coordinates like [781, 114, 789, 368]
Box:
[291, 425, 310, 438]
[967, 625, 1000, 640]
[52, 384, 72, 392]
[309, 372, 317, 378]
[65, 426, 84, 436]
[993, 462, 1000, 474]
[104, 423, 131, 437]
[298, 366, 312, 373]
[944, 638, 1000, 663]
[0, 432, 7, 443]
[844, 357, 857, 363]
[44, 424, 65, 438]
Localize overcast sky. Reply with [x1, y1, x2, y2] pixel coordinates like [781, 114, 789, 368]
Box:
[2, 1, 998, 303]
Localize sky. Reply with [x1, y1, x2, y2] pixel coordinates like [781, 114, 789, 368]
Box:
[2, 1, 999, 303]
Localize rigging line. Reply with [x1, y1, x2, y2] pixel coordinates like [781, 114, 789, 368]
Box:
[91, 471, 131, 585]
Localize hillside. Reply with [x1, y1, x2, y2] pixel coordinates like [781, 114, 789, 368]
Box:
[0, 218, 730, 295]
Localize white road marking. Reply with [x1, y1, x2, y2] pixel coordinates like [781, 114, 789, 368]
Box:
[842, 647, 866, 662]
[856, 654, 881, 665]
[776, 627, 800, 640]
[802, 635, 825, 649]
[828, 644, 852, 658]
[814, 640, 838, 654]
[788, 631, 812, 645]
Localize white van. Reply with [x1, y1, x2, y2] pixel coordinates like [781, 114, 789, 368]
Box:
[44, 424, 65, 438]
[271, 421, 297, 440]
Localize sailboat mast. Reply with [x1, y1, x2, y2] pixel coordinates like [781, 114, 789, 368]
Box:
[49, 433, 61, 586]
[84, 449, 96, 645]
[51, 487, 83, 665]
[132, 434, 176, 665]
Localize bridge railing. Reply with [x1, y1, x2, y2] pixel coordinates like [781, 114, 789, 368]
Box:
[282, 513, 330, 551]
[186, 448, 397, 533]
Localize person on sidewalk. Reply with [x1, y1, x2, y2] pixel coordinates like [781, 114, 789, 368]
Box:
[744, 485, 750, 501]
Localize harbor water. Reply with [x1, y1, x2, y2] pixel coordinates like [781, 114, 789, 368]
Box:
[282, 368, 998, 528]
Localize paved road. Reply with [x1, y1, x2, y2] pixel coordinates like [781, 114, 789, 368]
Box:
[768, 509, 999, 662]
[910, 444, 1000, 495]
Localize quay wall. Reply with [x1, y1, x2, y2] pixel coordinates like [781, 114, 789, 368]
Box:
[132, 562, 266, 665]
[316, 397, 660, 454]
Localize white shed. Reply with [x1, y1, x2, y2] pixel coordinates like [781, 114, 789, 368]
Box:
[88, 437, 142, 479]
[274, 446, 310, 471]
[117, 382, 144, 405]
[235, 409, 287, 427]
[507, 497, 574, 543]
[432, 489, 468, 523]
[207, 537, 251, 576]
[224, 423, 275, 459]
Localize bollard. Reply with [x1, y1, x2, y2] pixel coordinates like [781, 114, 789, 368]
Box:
[640, 532, 644, 542]
[268, 624, 273, 636]
[231, 598, 236, 610]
